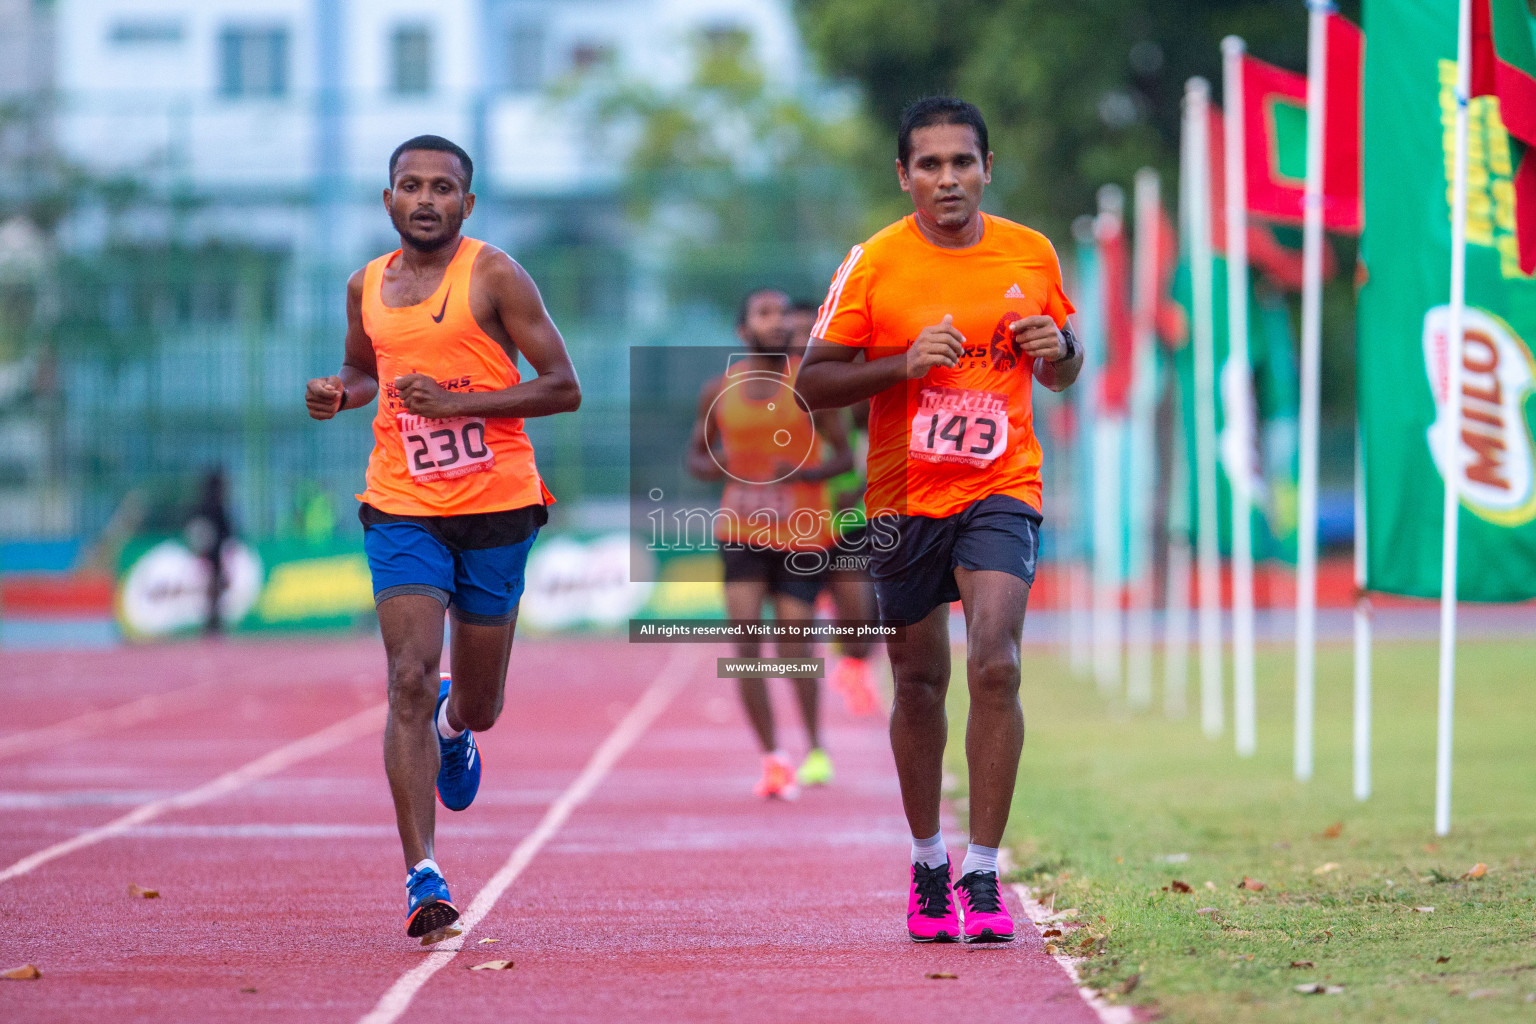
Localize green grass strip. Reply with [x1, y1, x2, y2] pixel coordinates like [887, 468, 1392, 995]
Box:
[941, 638, 1536, 1023]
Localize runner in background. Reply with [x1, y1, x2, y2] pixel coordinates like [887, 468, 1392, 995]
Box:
[797, 98, 1082, 944]
[304, 135, 580, 943]
[687, 289, 852, 799]
[788, 299, 881, 717]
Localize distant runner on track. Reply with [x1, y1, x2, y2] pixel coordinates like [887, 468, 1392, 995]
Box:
[687, 288, 851, 800]
[304, 135, 580, 943]
[788, 299, 882, 717]
[797, 98, 1082, 944]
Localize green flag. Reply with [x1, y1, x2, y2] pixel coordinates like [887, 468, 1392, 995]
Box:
[1172, 258, 1301, 563]
[1359, 0, 1536, 601]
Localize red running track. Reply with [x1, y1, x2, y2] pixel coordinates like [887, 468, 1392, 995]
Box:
[0, 637, 1098, 1023]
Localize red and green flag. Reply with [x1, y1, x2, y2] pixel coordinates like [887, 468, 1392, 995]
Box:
[1240, 13, 1364, 234]
[1471, 0, 1536, 274]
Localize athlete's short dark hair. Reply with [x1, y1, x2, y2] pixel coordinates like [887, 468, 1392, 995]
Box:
[736, 287, 787, 328]
[897, 97, 989, 168]
[389, 135, 474, 190]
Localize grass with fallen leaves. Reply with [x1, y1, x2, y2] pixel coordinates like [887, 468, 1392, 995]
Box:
[944, 636, 1536, 1023]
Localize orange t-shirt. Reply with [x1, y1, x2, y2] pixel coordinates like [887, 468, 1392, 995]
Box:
[812, 213, 1075, 519]
[358, 237, 551, 517]
[712, 356, 833, 551]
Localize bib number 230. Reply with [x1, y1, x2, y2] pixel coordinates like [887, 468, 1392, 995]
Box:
[398, 414, 495, 483]
[908, 386, 1008, 469]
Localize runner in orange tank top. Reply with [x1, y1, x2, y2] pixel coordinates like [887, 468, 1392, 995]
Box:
[797, 100, 1083, 945]
[686, 289, 852, 800]
[304, 135, 580, 944]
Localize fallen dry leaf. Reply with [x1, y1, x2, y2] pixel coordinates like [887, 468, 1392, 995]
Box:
[1239, 876, 1266, 892]
[1042, 928, 1063, 938]
[1414, 907, 1435, 913]
[1170, 880, 1193, 894]
[1236, 953, 1255, 961]
[1044, 942, 1061, 956]
[127, 884, 160, 899]
[240, 987, 257, 994]
[2, 964, 41, 981]
[1437, 955, 1452, 964]
[1313, 863, 1340, 876]
[1118, 973, 1141, 995]
[1205, 881, 1217, 891]
[468, 960, 515, 971]
[925, 972, 959, 980]
[1042, 908, 1080, 923]
[1424, 842, 1440, 853]
[1294, 983, 1345, 995]
[419, 925, 463, 947]
[477, 938, 501, 944]
[1463, 863, 1488, 880]
[1290, 961, 1315, 969]
[1321, 822, 1344, 840]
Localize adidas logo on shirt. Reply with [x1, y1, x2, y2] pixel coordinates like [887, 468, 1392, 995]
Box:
[1004, 283, 1025, 298]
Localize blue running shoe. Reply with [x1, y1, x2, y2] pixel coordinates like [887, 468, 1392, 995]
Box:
[405, 864, 460, 939]
[435, 675, 481, 811]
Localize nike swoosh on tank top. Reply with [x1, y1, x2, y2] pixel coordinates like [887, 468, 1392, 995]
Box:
[358, 237, 553, 517]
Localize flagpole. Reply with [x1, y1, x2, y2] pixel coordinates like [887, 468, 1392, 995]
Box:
[1223, 36, 1258, 758]
[1185, 77, 1224, 738]
[1127, 167, 1162, 710]
[1435, 0, 1473, 838]
[1165, 423, 1193, 720]
[1069, 217, 1096, 681]
[1353, 427, 1372, 800]
[1294, 0, 1333, 783]
[1093, 186, 1127, 697]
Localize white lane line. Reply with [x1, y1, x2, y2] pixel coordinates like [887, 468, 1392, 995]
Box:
[0, 651, 325, 760]
[358, 646, 699, 1024]
[0, 701, 386, 883]
[999, 850, 1134, 1024]
[0, 681, 219, 760]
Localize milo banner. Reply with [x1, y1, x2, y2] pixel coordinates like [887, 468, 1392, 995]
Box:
[1358, 0, 1536, 600]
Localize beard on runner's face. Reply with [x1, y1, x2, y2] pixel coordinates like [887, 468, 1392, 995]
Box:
[741, 295, 791, 353]
[391, 195, 465, 251]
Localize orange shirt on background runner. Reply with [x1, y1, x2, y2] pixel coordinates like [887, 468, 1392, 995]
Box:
[713, 357, 834, 551]
[812, 213, 1074, 519]
[358, 237, 552, 516]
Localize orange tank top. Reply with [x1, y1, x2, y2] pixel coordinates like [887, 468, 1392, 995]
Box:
[713, 358, 832, 551]
[358, 237, 552, 517]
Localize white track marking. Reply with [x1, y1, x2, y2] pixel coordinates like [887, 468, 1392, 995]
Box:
[358, 646, 699, 1024]
[998, 850, 1134, 1024]
[0, 651, 322, 760]
[0, 702, 386, 883]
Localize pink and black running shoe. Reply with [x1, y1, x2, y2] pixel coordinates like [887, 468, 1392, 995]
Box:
[955, 869, 1015, 943]
[907, 859, 959, 943]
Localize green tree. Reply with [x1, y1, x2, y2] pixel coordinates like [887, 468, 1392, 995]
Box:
[564, 27, 874, 311]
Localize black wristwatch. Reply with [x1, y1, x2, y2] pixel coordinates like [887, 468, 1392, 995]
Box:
[1050, 326, 1077, 364]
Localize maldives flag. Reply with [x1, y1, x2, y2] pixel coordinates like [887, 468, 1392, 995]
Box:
[1096, 208, 1134, 416]
[1240, 14, 1364, 234]
[1472, 0, 1536, 274]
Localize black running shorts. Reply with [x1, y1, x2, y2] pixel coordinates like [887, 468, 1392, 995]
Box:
[868, 494, 1042, 625]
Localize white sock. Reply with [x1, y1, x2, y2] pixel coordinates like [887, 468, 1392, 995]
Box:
[409, 857, 441, 881]
[436, 697, 464, 740]
[960, 843, 999, 877]
[910, 831, 948, 869]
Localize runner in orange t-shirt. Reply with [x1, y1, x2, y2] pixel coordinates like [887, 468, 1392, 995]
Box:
[686, 288, 852, 800]
[798, 99, 1083, 945]
[304, 135, 580, 943]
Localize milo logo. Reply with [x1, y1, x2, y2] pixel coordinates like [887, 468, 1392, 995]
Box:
[1421, 306, 1536, 526]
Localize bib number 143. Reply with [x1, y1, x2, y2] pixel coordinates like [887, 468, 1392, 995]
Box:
[398, 414, 495, 483]
[908, 386, 1008, 468]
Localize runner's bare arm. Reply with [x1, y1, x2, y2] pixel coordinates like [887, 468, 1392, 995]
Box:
[797, 316, 966, 410]
[1016, 316, 1082, 392]
[395, 250, 582, 420]
[685, 377, 726, 481]
[786, 409, 854, 484]
[306, 269, 380, 421]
